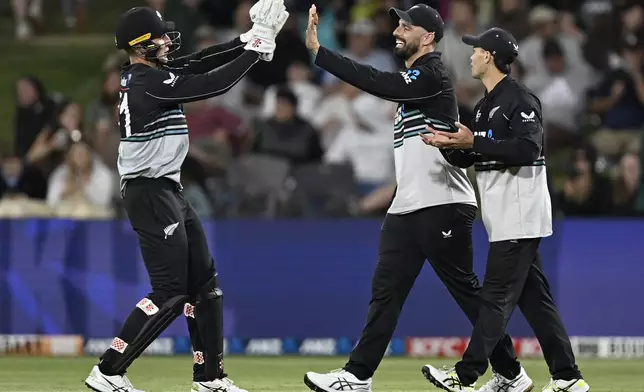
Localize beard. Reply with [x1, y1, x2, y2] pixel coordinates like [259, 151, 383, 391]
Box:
[393, 39, 419, 61]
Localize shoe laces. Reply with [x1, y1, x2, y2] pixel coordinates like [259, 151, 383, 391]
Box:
[480, 372, 506, 390]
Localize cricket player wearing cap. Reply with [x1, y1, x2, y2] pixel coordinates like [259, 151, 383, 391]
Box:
[83, 2, 288, 392]
[421, 28, 590, 392]
[303, 7, 532, 392]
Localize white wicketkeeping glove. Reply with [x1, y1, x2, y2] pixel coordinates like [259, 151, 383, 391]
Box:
[258, 10, 289, 62]
[241, 0, 288, 58]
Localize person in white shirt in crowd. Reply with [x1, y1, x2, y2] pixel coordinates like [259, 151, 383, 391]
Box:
[46, 141, 115, 209]
[324, 92, 396, 195]
[260, 62, 322, 123]
[518, 5, 593, 89]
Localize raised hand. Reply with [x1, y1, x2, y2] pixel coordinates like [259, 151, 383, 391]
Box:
[305, 4, 320, 55]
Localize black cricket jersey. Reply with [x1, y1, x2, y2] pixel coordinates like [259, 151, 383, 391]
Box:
[445, 76, 552, 242]
[314, 47, 476, 214]
[117, 38, 258, 190]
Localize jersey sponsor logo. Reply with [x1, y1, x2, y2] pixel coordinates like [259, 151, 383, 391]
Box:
[489, 106, 500, 120]
[520, 111, 536, 122]
[163, 72, 179, 86]
[475, 109, 481, 122]
[400, 69, 420, 84]
[473, 129, 495, 140]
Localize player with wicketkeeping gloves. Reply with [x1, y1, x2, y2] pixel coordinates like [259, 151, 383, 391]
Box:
[83, 2, 288, 392]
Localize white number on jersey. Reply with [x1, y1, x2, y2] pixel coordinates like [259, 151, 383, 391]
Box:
[119, 91, 132, 137]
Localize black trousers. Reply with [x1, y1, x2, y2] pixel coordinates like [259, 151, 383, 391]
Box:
[455, 239, 582, 385]
[100, 177, 216, 377]
[123, 177, 216, 299]
[344, 204, 520, 380]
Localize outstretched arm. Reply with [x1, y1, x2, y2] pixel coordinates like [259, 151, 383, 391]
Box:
[164, 38, 246, 74]
[146, 51, 260, 105]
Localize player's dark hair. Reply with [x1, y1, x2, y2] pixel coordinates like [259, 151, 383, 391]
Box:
[494, 58, 511, 74]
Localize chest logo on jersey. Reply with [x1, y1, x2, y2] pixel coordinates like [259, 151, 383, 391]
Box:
[489, 106, 500, 120]
[475, 109, 481, 122]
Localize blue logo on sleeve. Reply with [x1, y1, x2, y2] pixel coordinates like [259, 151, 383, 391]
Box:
[407, 69, 420, 80]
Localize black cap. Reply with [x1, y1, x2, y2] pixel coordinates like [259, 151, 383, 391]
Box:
[115, 7, 175, 50]
[389, 4, 445, 43]
[462, 27, 519, 65]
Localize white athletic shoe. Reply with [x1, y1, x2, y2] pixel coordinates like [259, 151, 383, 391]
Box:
[192, 377, 249, 392]
[422, 364, 475, 392]
[477, 367, 534, 392]
[542, 379, 590, 392]
[304, 369, 372, 392]
[85, 365, 144, 392]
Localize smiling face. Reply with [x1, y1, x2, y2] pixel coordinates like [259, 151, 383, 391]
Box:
[392, 20, 433, 61]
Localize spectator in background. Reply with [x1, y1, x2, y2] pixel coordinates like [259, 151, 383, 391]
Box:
[518, 5, 591, 89]
[611, 151, 642, 215]
[312, 82, 362, 149]
[85, 69, 121, 167]
[46, 141, 114, 208]
[91, 98, 121, 170]
[85, 68, 120, 138]
[324, 91, 395, 195]
[0, 151, 47, 200]
[583, 1, 643, 73]
[14, 76, 57, 159]
[559, 144, 613, 216]
[214, 0, 252, 42]
[251, 87, 323, 166]
[372, 8, 396, 51]
[524, 38, 585, 151]
[614, 1, 643, 55]
[11, 0, 42, 40]
[439, 0, 484, 126]
[350, 0, 380, 23]
[260, 62, 322, 123]
[587, 38, 644, 156]
[320, 20, 397, 91]
[492, 0, 531, 43]
[184, 99, 249, 176]
[27, 101, 83, 176]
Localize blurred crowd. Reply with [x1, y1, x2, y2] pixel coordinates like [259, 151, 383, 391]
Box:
[5, 0, 644, 219]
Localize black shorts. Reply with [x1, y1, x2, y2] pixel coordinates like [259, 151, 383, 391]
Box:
[122, 177, 215, 299]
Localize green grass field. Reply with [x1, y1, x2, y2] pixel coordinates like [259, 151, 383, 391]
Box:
[0, 357, 642, 392]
